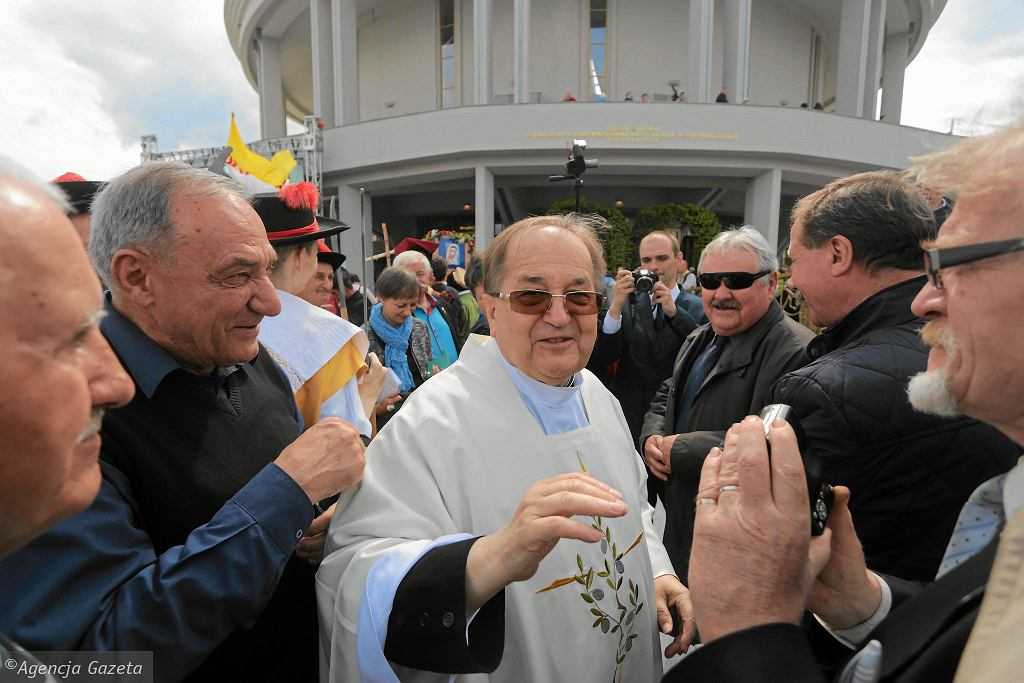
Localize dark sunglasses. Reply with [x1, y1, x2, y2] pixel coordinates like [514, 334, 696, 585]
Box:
[924, 238, 1024, 290]
[698, 270, 771, 290]
[495, 289, 605, 315]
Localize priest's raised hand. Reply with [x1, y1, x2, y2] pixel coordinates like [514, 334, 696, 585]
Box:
[464, 472, 628, 613]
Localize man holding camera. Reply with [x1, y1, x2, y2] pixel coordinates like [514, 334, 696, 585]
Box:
[589, 231, 703, 499]
[770, 170, 1017, 583]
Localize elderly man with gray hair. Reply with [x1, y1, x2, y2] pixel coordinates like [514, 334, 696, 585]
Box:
[0, 162, 365, 682]
[641, 226, 815, 577]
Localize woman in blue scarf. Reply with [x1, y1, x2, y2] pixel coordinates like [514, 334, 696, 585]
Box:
[365, 268, 433, 423]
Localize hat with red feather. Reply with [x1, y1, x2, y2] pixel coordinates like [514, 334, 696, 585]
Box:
[52, 172, 105, 216]
[251, 181, 350, 246]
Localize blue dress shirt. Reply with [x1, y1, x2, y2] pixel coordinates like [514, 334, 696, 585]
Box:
[495, 348, 589, 435]
[0, 300, 313, 682]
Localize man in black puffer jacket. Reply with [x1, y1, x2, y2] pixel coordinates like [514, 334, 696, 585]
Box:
[779, 170, 1019, 582]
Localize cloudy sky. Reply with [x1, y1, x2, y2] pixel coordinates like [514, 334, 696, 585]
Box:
[2, 0, 1022, 180]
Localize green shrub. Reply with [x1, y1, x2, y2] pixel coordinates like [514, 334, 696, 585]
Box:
[632, 203, 721, 263]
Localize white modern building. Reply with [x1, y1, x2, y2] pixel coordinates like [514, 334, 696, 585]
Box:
[224, 0, 953, 265]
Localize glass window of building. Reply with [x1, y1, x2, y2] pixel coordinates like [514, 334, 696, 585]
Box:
[590, 0, 608, 101]
[440, 0, 456, 108]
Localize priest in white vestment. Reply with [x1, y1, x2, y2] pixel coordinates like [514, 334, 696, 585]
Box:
[316, 215, 694, 682]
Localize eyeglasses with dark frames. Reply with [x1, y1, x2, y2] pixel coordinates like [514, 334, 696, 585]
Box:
[494, 289, 605, 315]
[923, 238, 1024, 289]
[697, 270, 771, 291]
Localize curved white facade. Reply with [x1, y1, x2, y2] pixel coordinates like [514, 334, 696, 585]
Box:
[224, 0, 953, 264]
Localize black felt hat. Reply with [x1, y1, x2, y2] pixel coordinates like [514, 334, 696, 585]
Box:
[53, 172, 104, 216]
[252, 182, 349, 246]
[316, 239, 346, 270]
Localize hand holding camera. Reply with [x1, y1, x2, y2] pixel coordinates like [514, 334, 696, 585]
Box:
[650, 281, 678, 318]
[608, 268, 636, 318]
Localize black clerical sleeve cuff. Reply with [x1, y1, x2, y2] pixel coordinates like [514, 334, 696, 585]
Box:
[664, 623, 826, 683]
[384, 536, 505, 673]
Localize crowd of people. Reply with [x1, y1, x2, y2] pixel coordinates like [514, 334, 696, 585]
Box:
[0, 119, 1023, 683]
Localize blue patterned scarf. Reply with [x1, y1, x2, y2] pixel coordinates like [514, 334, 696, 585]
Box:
[369, 303, 415, 392]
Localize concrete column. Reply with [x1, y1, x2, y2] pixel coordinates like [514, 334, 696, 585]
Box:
[473, 0, 492, 105]
[881, 32, 908, 123]
[688, 0, 714, 103]
[721, 0, 752, 104]
[336, 184, 372, 286]
[862, 0, 887, 119]
[257, 35, 286, 139]
[332, 0, 359, 125]
[744, 169, 783, 252]
[836, 0, 872, 117]
[513, 0, 530, 103]
[311, 0, 335, 127]
[475, 166, 496, 250]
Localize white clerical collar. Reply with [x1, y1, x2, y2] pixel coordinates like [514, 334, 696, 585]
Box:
[495, 347, 584, 406]
[494, 344, 590, 435]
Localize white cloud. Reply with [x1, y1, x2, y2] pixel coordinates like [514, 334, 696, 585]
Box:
[903, 0, 1024, 134]
[0, 1, 261, 180]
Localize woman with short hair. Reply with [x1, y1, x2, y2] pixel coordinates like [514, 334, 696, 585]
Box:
[364, 268, 433, 423]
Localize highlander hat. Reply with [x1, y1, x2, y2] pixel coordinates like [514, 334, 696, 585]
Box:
[316, 239, 346, 270]
[252, 182, 349, 246]
[52, 172, 104, 216]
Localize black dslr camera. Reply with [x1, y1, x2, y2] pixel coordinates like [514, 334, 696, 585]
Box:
[759, 404, 834, 536]
[631, 268, 657, 294]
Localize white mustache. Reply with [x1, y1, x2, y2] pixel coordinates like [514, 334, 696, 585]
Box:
[76, 410, 104, 443]
[920, 322, 958, 354]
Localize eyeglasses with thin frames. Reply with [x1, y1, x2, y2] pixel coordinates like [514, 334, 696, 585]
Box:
[923, 238, 1024, 289]
[494, 289, 605, 315]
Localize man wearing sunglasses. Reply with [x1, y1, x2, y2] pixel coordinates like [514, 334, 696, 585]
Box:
[641, 226, 814, 577]
[664, 121, 1024, 683]
[319, 214, 694, 682]
[773, 171, 1017, 583]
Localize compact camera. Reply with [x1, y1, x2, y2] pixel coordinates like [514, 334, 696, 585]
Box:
[758, 404, 834, 536]
[631, 268, 658, 294]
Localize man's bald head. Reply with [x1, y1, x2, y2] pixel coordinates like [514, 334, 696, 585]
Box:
[0, 158, 134, 557]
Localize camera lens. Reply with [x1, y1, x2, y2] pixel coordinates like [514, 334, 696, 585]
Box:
[633, 269, 655, 293]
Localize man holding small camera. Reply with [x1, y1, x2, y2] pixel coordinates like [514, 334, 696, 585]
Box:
[589, 230, 703, 502]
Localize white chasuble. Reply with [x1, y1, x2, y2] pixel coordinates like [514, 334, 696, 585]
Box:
[316, 336, 675, 683]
